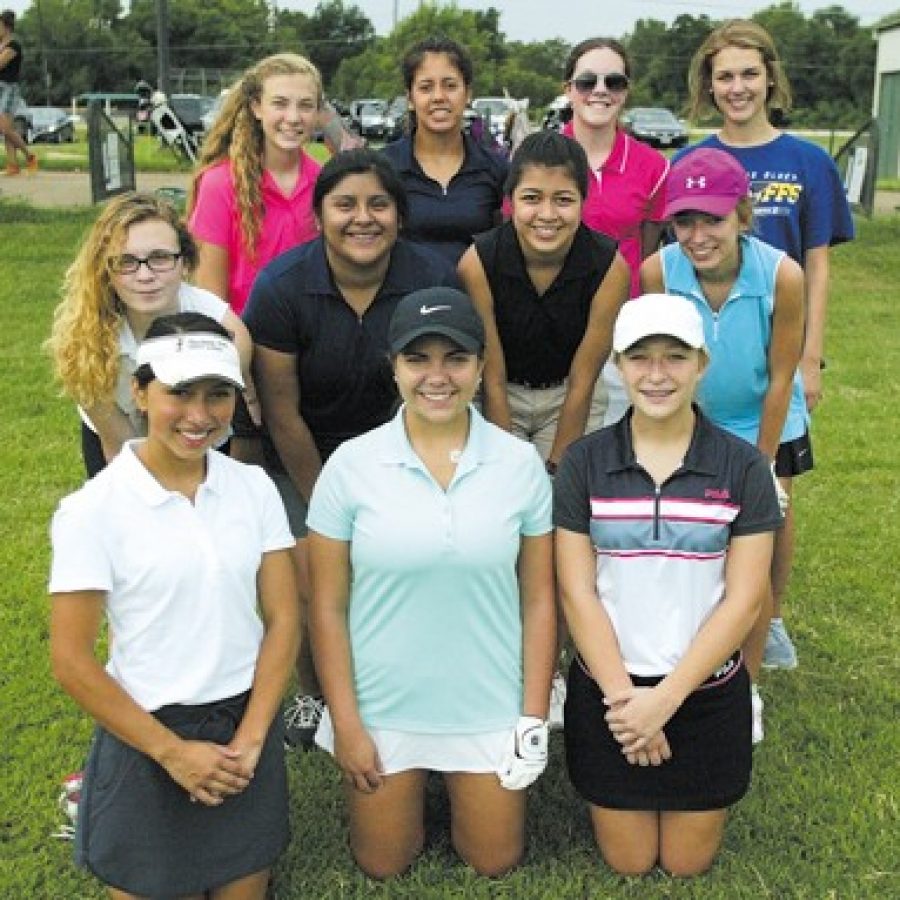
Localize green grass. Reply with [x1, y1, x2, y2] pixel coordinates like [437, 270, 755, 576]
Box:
[1, 204, 898, 896]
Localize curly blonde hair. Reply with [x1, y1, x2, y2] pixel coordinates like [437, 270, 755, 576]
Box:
[47, 192, 197, 409]
[188, 53, 323, 261]
[687, 19, 792, 122]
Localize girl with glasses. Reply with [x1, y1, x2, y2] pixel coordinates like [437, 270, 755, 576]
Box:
[48, 192, 254, 478]
[49, 312, 298, 899]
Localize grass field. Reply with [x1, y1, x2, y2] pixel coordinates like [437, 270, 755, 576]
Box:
[0, 203, 898, 897]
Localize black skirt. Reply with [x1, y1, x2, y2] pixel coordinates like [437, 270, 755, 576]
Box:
[564, 654, 752, 811]
[75, 691, 289, 896]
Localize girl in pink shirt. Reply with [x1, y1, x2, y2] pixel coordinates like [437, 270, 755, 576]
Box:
[188, 54, 324, 315]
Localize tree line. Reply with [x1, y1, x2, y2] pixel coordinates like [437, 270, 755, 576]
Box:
[14, 0, 876, 128]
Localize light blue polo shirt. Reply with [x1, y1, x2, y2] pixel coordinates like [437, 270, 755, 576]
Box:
[307, 406, 552, 734]
[661, 234, 808, 446]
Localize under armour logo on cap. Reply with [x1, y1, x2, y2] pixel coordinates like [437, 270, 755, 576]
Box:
[662, 148, 751, 220]
[685, 176, 707, 189]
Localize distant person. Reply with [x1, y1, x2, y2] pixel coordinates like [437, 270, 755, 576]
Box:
[641, 149, 804, 740]
[681, 19, 855, 670]
[381, 36, 507, 266]
[560, 37, 671, 427]
[188, 53, 324, 315]
[49, 312, 298, 899]
[307, 288, 555, 878]
[243, 150, 459, 749]
[0, 9, 37, 175]
[555, 293, 781, 877]
[47, 192, 254, 477]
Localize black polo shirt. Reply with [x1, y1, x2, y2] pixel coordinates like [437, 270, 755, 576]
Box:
[244, 236, 459, 459]
[474, 221, 618, 386]
[381, 133, 508, 266]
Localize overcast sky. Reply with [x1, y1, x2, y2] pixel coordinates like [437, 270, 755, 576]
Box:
[5, 0, 897, 41]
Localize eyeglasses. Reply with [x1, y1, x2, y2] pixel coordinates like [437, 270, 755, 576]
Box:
[568, 71, 630, 95]
[109, 250, 182, 274]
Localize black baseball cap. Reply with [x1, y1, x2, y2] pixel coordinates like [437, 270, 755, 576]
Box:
[388, 287, 485, 355]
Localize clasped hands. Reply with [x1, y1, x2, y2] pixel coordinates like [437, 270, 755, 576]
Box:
[604, 686, 675, 767]
[163, 737, 261, 806]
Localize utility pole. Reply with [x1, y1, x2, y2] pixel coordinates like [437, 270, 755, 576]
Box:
[156, 0, 171, 96]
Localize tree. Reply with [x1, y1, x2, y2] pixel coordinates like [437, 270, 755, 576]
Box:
[293, 0, 375, 90]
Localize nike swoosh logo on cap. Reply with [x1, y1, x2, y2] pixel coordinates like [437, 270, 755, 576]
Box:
[420, 304, 452, 315]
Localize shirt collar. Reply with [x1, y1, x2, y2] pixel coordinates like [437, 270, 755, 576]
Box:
[393, 132, 485, 176]
[379, 404, 498, 476]
[496, 221, 598, 281]
[606, 406, 719, 476]
[561, 123, 628, 175]
[116, 441, 223, 506]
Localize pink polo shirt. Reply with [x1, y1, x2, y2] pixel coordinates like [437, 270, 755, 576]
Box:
[188, 152, 322, 313]
[563, 123, 669, 297]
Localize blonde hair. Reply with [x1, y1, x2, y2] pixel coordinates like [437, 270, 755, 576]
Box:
[47, 192, 196, 408]
[687, 19, 792, 122]
[188, 53, 323, 261]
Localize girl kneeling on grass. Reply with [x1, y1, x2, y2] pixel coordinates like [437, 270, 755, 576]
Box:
[554, 294, 781, 876]
[307, 288, 556, 878]
[49, 313, 298, 898]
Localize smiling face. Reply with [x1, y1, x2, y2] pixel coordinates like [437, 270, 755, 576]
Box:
[511, 164, 582, 262]
[394, 335, 483, 428]
[565, 46, 629, 132]
[252, 72, 319, 156]
[617, 336, 706, 422]
[318, 171, 400, 275]
[407, 52, 471, 136]
[709, 46, 771, 130]
[670, 209, 743, 279]
[109, 219, 183, 327]
[134, 377, 236, 463]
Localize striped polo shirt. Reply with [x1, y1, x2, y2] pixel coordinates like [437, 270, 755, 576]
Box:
[554, 408, 781, 675]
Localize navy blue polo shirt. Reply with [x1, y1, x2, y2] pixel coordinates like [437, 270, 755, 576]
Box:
[243, 236, 459, 460]
[381, 132, 508, 266]
[554, 408, 781, 674]
[474, 221, 618, 385]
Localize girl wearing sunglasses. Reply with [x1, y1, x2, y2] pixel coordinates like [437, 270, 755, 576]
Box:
[561, 38, 672, 428]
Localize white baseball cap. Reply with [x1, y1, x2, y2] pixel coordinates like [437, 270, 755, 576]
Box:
[613, 294, 707, 354]
[135, 333, 244, 389]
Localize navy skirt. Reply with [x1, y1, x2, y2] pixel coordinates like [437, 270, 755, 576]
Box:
[564, 654, 752, 811]
[75, 691, 289, 896]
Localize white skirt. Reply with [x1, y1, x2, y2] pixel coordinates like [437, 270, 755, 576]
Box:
[315, 708, 509, 775]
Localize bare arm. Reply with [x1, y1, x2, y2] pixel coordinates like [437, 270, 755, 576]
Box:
[220, 309, 261, 426]
[640, 220, 666, 261]
[757, 258, 804, 460]
[457, 246, 512, 430]
[50, 591, 251, 805]
[309, 531, 383, 791]
[639, 251, 665, 294]
[606, 531, 773, 750]
[253, 345, 322, 501]
[800, 245, 829, 412]
[518, 533, 556, 719]
[192, 241, 231, 306]
[229, 548, 298, 771]
[0, 46, 17, 69]
[548, 254, 630, 465]
[81, 400, 138, 464]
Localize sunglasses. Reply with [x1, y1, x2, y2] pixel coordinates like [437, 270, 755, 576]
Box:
[569, 71, 630, 95]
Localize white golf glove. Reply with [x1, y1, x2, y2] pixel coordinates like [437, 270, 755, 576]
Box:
[497, 716, 548, 790]
[770, 463, 790, 515]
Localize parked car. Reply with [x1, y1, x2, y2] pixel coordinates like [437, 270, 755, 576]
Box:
[383, 96, 408, 142]
[620, 107, 688, 149]
[13, 106, 76, 144]
[166, 94, 215, 140]
[199, 90, 228, 137]
[354, 99, 387, 139]
[471, 97, 514, 138]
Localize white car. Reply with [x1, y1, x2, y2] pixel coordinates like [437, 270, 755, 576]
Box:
[471, 97, 515, 138]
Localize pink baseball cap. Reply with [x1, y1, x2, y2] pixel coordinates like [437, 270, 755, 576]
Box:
[663, 148, 751, 219]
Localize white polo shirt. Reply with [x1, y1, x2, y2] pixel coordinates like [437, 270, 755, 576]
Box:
[49, 443, 294, 710]
[79, 283, 228, 434]
[307, 406, 552, 734]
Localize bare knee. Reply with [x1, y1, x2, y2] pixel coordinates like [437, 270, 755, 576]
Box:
[658, 847, 717, 878]
[598, 843, 657, 877]
[352, 832, 424, 880]
[454, 839, 523, 877]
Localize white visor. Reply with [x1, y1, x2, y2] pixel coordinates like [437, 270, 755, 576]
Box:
[135, 333, 244, 389]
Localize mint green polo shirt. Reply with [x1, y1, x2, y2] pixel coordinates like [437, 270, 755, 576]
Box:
[307, 406, 552, 733]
